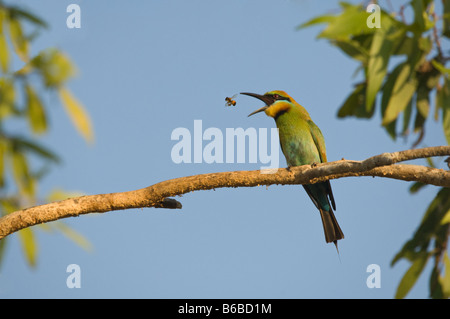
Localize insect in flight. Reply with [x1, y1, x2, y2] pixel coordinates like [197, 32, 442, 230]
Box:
[225, 94, 237, 107]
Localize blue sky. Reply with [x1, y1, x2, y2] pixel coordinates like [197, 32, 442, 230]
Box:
[0, 0, 448, 298]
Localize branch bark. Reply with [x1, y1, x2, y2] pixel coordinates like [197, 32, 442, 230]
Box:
[0, 146, 449, 240]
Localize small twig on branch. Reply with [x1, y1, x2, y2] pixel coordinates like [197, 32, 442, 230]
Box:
[0, 146, 449, 240]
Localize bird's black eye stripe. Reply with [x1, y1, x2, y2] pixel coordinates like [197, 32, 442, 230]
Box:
[272, 94, 290, 102]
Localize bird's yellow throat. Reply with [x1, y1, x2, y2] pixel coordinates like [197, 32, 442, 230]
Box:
[265, 101, 291, 118]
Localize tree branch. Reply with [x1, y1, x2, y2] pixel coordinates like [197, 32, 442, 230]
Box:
[0, 146, 449, 240]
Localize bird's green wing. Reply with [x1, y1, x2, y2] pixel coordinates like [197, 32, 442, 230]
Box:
[307, 119, 336, 210]
[307, 120, 327, 163]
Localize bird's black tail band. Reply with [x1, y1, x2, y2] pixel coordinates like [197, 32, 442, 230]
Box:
[319, 208, 344, 244]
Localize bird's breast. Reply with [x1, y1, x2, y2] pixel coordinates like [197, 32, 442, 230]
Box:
[275, 115, 321, 166]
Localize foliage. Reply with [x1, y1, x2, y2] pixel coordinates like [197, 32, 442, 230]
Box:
[299, 0, 450, 298]
[0, 3, 93, 268]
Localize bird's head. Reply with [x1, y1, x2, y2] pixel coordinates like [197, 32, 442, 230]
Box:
[241, 90, 295, 118]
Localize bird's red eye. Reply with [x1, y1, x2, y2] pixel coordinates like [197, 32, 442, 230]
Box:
[273, 94, 279, 99]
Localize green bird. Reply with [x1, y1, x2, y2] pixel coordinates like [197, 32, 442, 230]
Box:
[241, 90, 344, 249]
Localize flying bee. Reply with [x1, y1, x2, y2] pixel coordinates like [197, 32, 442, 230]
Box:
[225, 94, 237, 107]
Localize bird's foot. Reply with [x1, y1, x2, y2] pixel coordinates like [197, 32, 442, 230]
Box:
[311, 162, 318, 168]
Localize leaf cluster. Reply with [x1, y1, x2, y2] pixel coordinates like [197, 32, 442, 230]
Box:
[0, 4, 93, 268]
[299, 0, 450, 298]
[299, 0, 450, 145]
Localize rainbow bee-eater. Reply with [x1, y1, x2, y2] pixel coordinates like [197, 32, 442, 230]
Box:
[241, 90, 344, 249]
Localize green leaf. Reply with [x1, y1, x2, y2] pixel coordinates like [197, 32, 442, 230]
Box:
[18, 227, 37, 267]
[30, 49, 76, 87]
[25, 83, 47, 134]
[410, 0, 425, 34]
[393, 35, 414, 55]
[0, 33, 9, 72]
[0, 138, 6, 187]
[337, 83, 375, 118]
[318, 4, 370, 40]
[11, 150, 35, 197]
[11, 136, 60, 164]
[0, 234, 6, 270]
[444, 0, 450, 38]
[0, 198, 19, 214]
[402, 98, 413, 135]
[381, 64, 402, 118]
[406, 36, 428, 72]
[381, 62, 413, 140]
[441, 210, 450, 225]
[429, 265, 444, 299]
[416, 86, 430, 120]
[366, 27, 394, 113]
[392, 188, 450, 266]
[395, 252, 429, 299]
[431, 60, 450, 77]
[53, 222, 93, 252]
[59, 86, 94, 143]
[426, 69, 441, 91]
[435, 82, 444, 121]
[425, 156, 435, 168]
[385, 116, 398, 140]
[417, 187, 450, 238]
[441, 252, 450, 297]
[46, 189, 84, 202]
[441, 78, 450, 144]
[382, 63, 417, 125]
[332, 39, 369, 62]
[7, 16, 29, 62]
[409, 181, 426, 194]
[0, 78, 15, 118]
[8, 6, 48, 28]
[418, 36, 432, 54]
[413, 109, 426, 136]
[0, 7, 6, 34]
[296, 14, 336, 30]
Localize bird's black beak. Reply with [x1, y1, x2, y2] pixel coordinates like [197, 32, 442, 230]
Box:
[240, 92, 274, 117]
